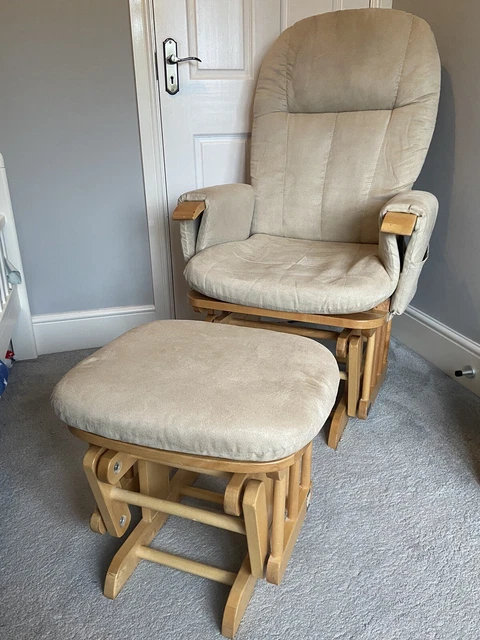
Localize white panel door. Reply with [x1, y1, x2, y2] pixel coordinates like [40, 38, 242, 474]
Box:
[154, 0, 374, 317]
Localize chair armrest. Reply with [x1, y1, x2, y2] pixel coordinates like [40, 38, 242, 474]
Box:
[172, 201, 206, 220]
[380, 212, 417, 236]
[378, 191, 438, 316]
[173, 184, 255, 262]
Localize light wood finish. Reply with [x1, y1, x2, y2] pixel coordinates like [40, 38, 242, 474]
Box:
[384, 319, 393, 366]
[138, 460, 170, 522]
[347, 334, 362, 417]
[266, 486, 309, 586]
[180, 486, 225, 505]
[83, 446, 131, 537]
[360, 331, 376, 408]
[222, 556, 257, 639]
[270, 470, 287, 561]
[336, 328, 352, 358]
[137, 546, 237, 586]
[358, 365, 388, 420]
[380, 211, 417, 236]
[104, 468, 198, 598]
[73, 429, 315, 638]
[327, 392, 349, 450]
[89, 508, 106, 535]
[110, 486, 247, 535]
[71, 427, 307, 475]
[189, 290, 388, 330]
[224, 473, 250, 516]
[97, 449, 137, 485]
[243, 480, 269, 578]
[218, 314, 338, 341]
[300, 444, 312, 490]
[171, 200, 205, 220]
[287, 459, 301, 520]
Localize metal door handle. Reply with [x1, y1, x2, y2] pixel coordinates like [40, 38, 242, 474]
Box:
[163, 38, 201, 95]
[167, 54, 201, 64]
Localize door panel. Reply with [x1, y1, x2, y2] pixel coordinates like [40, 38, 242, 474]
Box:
[154, 0, 375, 317]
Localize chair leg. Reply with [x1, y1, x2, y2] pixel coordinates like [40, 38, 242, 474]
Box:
[357, 330, 377, 419]
[328, 391, 348, 449]
[347, 334, 362, 417]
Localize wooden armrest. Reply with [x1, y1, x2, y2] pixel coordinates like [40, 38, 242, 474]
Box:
[172, 201, 206, 221]
[380, 211, 417, 236]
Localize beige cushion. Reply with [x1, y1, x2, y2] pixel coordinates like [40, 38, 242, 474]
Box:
[178, 184, 255, 262]
[250, 9, 440, 244]
[52, 321, 339, 462]
[185, 234, 397, 315]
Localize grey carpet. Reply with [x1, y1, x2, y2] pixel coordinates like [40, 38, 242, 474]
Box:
[1, 339, 479, 640]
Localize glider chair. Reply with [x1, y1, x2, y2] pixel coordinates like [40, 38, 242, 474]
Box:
[172, 9, 441, 448]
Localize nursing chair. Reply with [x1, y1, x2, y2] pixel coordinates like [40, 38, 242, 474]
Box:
[172, 9, 441, 448]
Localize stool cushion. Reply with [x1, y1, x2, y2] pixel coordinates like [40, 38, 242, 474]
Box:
[52, 320, 339, 462]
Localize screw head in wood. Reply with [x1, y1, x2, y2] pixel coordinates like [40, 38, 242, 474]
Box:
[113, 461, 122, 474]
[119, 515, 127, 527]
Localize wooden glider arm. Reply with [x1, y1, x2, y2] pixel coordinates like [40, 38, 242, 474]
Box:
[380, 212, 417, 236]
[172, 201, 206, 220]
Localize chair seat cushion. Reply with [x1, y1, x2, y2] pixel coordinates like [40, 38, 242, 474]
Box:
[52, 321, 339, 462]
[185, 234, 398, 315]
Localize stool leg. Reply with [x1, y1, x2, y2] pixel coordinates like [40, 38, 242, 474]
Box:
[138, 460, 170, 522]
[104, 469, 198, 599]
[266, 446, 312, 586]
[222, 555, 257, 639]
[83, 446, 131, 537]
[243, 480, 269, 579]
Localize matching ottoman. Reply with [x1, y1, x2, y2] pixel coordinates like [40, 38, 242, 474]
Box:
[52, 320, 339, 638]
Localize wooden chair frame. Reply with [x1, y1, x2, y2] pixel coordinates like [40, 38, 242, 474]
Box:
[173, 203, 417, 449]
[71, 426, 313, 639]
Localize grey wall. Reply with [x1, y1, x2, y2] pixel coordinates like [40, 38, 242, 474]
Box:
[0, 0, 153, 315]
[393, 0, 480, 343]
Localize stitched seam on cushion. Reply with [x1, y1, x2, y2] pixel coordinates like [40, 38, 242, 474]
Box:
[281, 114, 290, 236]
[280, 29, 293, 236]
[319, 113, 338, 241]
[357, 15, 415, 244]
[393, 15, 415, 109]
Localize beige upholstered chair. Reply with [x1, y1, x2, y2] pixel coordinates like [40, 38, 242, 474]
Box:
[172, 9, 441, 448]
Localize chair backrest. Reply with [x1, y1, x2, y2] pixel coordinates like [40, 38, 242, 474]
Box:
[250, 9, 440, 244]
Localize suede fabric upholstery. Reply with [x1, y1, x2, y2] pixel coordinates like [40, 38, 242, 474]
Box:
[250, 9, 440, 243]
[185, 235, 397, 315]
[379, 191, 438, 316]
[51, 321, 340, 462]
[176, 9, 440, 316]
[178, 184, 255, 262]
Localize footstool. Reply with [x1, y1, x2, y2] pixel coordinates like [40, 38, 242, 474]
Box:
[52, 320, 339, 638]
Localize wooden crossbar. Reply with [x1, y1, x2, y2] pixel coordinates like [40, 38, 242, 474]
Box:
[137, 546, 237, 586]
[180, 486, 225, 505]
[110, 487, 246, 534]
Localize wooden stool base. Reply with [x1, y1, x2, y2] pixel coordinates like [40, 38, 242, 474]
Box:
[71, 429, 313, 639]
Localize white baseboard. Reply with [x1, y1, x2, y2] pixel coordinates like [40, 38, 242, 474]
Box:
[31, 305, 158, 356]
[392, 306, 480, 398]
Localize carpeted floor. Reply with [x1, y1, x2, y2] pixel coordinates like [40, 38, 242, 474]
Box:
[1, 338, 479, 640]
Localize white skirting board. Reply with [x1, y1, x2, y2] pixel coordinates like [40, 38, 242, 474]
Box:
[31, 305, 158, 356]
[392, 306, 480, 398]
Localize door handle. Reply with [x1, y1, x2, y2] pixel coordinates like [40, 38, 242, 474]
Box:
[167, 54, 201, 64]
[163, 38, 202, 95]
